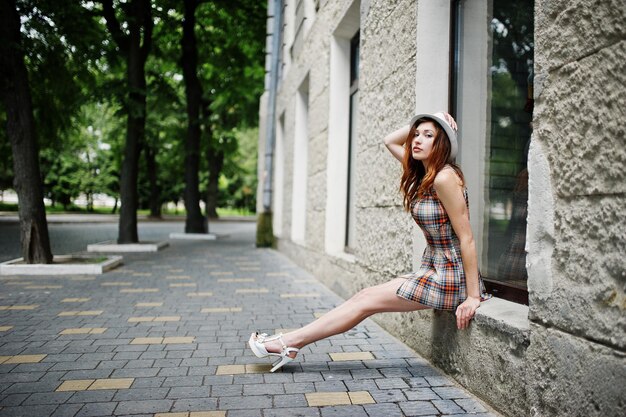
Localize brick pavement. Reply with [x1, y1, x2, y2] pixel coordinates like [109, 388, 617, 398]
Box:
[0, 223, 499, 417]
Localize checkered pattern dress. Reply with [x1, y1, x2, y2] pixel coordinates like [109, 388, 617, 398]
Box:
[396, 187, 488, 310]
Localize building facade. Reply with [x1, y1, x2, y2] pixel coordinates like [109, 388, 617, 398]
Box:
[257, 1, 625, 415]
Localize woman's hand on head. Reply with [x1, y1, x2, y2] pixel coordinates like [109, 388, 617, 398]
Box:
[441, 112, 458, 131]
[455, 296, 480, 330]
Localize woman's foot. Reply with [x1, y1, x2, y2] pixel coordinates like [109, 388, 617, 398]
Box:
[249, 332, 299, 358]
[248, 332, 300, 372]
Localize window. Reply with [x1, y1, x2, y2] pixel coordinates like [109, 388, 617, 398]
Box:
[291, 78, 309, 244]
[453, 0, 534, 304]
[291, 0, 316, 57]
[345, 32, 359, 250]
[273, 114, 286, 237]
[324, 0, 360, 257]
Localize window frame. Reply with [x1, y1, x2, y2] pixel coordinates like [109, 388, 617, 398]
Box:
[450, 0, 531, 306]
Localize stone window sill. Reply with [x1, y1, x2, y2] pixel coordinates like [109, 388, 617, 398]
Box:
[328, 251, 356, 263]
[474, 296, 530, 340]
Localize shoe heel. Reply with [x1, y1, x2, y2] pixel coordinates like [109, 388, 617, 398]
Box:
[270, 356, 293, 372]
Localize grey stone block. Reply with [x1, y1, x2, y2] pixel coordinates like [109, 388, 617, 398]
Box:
[432, 386, 471, 400]
[293, 372, 324, 383]
[152, 359, 181, 368]
[284, 382, 315, 394]
[210, 384, 243, 397]
[0, 404, 58, 417]
[9, 363, 54, 373]
[455, 398, 487, 413]
[398, 401, 440, 416]
[2, 381, 61, 394]
[130, 377, 165, 388]
[49, 361, 99, 371]
[110, 367, 159, 378]
[320, 405, 368, 417]
[233, 374, 264, 385]
[111, 352, 142, 360]
[157, 367, 189, 377]
[243, 383, 285, 395]
[273, 393, 308, 408]
[227, 410, 263, 417]
[179, 357, 208, 367]
[0, 372, 45, 383]
[113, 399, 173, 415]
[62, 370, 113, 380]
[22, 392, 73, 405]
[203, 375, 234, 385]
[186, 365, 217, 376]
[50, 403, 83, 417]
[350, 369, 382, 380]
[403, 388, 440, 401]
[313, 381, 346, 392]
[263, 407, 320, 417]
[42, 354, 82, 363]
[67, 390, 116, 404]
[122, 359, 154, 368]
[374, 377, 409, 390]
[112, 387, 170, 401]
[406, 377, 429, 388]
[0, 393, 29, 406]
[369, 389, 407, 403]
[218, 394, 272, 409]
[433, 399, 465, 414]
[166, 386, 210, 399]
[363, 403, 405, 417]
[170, 397, 218, 412]
[161, 376, 203, 387]
[76, 401, 118, 417]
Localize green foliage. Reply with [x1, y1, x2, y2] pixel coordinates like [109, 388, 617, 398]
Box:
[1, 0, 266, 215]
[218, 127, 258, 212]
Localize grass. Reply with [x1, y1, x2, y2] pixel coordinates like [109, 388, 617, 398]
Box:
[0, 202, 255, 217]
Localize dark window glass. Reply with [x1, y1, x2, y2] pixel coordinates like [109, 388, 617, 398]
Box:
[454, 1, 534, 304]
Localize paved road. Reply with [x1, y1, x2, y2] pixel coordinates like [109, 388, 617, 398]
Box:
[0, 217, 253, 263]
[0, 219, 498, 417]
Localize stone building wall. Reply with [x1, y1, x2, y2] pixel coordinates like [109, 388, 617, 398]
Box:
[525, 0, 626, 415]
[258, 0, 626, 415]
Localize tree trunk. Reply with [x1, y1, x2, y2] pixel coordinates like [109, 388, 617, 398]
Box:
[181, 0, 207, 233]
[102, 0, 153, 243]
[117, 47, 145, 242]
[206, 145, 223, 219]
[0, 0, 52, 264]
[145, 143, 161, 218]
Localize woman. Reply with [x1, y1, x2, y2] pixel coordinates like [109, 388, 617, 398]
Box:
[249, 112, 489, 372]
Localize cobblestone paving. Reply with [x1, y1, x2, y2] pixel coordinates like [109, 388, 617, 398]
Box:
[0, 221, 499, 417]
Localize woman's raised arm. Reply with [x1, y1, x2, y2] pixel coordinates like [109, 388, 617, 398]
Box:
[383, 124, 410, 162]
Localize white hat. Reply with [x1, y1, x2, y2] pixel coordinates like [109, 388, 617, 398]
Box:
[409, 112, 458, 162]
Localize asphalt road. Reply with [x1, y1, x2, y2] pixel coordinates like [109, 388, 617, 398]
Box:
[0, 217, 256, 263]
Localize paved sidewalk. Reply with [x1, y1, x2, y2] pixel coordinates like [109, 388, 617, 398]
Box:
[0, 222, 499, 417]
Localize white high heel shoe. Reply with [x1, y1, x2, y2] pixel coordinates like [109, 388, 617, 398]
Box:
[248, 332, 299, 372]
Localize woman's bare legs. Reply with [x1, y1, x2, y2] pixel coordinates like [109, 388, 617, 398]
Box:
[254, 278, 428, 356]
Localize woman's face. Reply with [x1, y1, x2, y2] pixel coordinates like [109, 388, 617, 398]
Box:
[411, 121, 438, 162]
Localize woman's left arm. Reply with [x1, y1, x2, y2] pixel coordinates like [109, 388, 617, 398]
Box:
[434, 170, 481, 330]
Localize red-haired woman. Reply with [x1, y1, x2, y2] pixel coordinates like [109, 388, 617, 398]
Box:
[249, 112, 489, 372]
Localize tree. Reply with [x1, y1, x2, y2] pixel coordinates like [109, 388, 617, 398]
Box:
[180, 0, 207, 232]
[197, 1, 265, 217]
[0, 0, 52, 263]
[99, 0, 154, 243]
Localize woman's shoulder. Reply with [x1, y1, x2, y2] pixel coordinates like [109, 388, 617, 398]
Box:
[434, 165, 464, 188]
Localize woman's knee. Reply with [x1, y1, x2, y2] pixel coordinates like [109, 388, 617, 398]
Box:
[350, 286, 382, 313]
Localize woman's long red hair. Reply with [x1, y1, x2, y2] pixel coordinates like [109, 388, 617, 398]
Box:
[400, 118, 464, 211]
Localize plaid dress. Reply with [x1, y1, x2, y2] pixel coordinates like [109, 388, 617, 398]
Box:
[396, 186, 488, 310]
